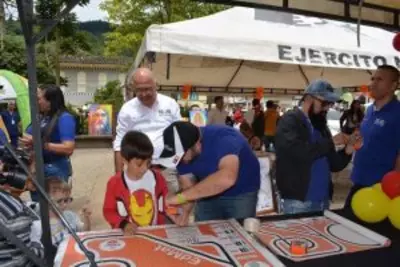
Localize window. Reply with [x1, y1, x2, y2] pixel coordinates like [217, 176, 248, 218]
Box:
[77, 71, 87, 93]
[98, 73, 108, 87]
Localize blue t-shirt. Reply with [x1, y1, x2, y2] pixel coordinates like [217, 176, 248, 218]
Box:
[26, 112, 76, 163]
[177, 125, 260, 197]
[0, 129, 8, 145]
[1, 111, 20, 137]
[306, 129, 331, 202]
[352, 99, 400, 186]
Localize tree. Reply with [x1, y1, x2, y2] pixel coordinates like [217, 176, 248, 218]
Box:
[35, 0, 91, 85]
[0, 34, 64, 84]
[100, 0, 227, 57]
[93, 80, 124, 113]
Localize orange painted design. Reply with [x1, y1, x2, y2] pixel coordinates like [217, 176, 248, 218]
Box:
[256, 216, 388, 262]
[58, 221, 279, 266]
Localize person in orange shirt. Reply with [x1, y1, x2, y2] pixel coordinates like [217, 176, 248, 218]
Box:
[263, 101, 280, 151]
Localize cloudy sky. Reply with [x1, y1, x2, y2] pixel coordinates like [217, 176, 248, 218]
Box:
[73, 0, 108, 21]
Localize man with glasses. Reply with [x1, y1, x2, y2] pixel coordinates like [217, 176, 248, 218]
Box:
[275, 80, 359, 214]
[114, 68, 181, 193]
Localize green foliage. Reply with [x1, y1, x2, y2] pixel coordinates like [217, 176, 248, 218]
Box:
[0, 34, 64, 84]
[100, 0, 227, 57]
[93, 80, 124, 112]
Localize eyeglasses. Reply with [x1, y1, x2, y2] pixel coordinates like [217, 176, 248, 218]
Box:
[54, 197, 73, 204]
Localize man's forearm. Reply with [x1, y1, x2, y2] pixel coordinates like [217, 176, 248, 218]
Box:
[182, 170, 236, 201]
[114, 151, 123, 173]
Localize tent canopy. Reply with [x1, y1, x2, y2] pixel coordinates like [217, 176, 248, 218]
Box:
[134, 7, 399, 94]
[197, 0, 400, 30]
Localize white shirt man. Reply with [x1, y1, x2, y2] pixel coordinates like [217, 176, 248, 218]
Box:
[113, 93, 181, 159]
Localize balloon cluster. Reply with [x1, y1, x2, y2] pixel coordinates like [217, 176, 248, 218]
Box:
[351, 171, 400, 229]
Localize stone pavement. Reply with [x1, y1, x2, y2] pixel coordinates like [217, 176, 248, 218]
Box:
[28, 148, 353, 230]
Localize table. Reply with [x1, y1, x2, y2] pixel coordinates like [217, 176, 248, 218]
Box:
[255, 209, 400, 267]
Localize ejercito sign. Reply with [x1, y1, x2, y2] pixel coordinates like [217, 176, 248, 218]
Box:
[277, 45, 400, 70]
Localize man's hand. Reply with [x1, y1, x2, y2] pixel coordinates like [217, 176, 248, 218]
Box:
[122, 222, 138, 235]
[167, 202, 194, 227]
[344, 130, 363, 154]
[332, 133, 349, 146]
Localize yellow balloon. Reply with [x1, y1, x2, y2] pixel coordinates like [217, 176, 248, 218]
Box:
[351, 187, 390, 223]
[388, 197, 400, 230]
[372, 183, 383, 192]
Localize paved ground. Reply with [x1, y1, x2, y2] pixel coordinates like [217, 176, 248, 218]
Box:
[42, 148, 353, 230]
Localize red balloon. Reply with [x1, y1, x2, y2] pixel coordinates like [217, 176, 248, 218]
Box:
[393, 33, 400, 52]
[381, 171, 400, 199]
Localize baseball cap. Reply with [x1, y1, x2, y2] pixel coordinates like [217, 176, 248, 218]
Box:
[304, 79, 340, 103]
[155, 121, 200, 168]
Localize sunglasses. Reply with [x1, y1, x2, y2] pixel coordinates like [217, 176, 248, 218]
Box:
[54, 197, 73, 204]
[313, 97, 334, 108]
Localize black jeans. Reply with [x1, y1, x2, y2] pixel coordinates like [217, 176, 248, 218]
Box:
[344, 184, 367, 209]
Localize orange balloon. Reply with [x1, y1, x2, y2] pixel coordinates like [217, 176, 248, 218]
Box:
[359, 85, 369, 93]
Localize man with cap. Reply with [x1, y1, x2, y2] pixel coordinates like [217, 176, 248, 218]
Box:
[156, 122, 260, 224]
[275, 79, 360, 214]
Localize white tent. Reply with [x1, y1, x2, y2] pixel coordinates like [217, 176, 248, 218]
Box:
[134, 7, 399, 95]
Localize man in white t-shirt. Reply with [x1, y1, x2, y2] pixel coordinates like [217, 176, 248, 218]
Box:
[114, 68, 181, 192]
[207, 96, 228, 125]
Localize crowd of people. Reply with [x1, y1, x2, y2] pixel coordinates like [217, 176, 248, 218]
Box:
[0, 64, 399, 266]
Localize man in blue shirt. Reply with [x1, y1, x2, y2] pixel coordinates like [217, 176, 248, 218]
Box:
[346, 65, 400, 206]
[1, 101, 20, 148]
[157, 121, 260, 224]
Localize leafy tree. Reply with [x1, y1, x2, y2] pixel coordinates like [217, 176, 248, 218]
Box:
[93, 80, 124, 112]
[0, 34, 64, 84]
[35, 0, 91, 85]
[100, 0, 227, 57]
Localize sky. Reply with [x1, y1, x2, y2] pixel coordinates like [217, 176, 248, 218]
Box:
[73, 0, 108, 21]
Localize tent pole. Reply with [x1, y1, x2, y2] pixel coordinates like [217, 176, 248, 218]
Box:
[297, 65, 310, 86]
[15, 0, 53, 265]
[225, 60, 244, 91]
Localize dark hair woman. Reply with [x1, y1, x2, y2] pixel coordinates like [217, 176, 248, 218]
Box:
[20, 84, 76, 201]
[340, 100, 364, 135]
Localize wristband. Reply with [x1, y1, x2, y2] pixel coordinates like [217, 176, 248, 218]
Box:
[176, 193, 187, 205]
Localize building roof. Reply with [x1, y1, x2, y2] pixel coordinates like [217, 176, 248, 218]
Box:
[60, 56, 132, 70]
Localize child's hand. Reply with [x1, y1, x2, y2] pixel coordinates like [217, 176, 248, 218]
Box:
[123, 222, 137, 235]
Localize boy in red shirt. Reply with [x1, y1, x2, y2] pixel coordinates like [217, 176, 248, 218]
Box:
[103, 131, 168, 234]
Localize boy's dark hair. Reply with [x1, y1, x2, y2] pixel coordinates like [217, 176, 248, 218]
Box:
[121, 131, 154, 161]
[266, 100, 274, 108]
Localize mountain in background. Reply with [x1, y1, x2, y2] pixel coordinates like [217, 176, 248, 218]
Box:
[78, 20, 111, 37]
[5, 19, 111, 56]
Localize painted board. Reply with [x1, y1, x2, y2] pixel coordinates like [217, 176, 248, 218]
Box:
[55, 219, 284, 267]
[255, 211, 390, 262]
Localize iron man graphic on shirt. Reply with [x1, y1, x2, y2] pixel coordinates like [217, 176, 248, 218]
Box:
[129, 189, 155, 226]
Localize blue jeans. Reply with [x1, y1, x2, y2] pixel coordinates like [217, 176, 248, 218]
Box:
[195, 191, 258, 221]
[30, 158, 72, 202]
[281, 199, 330, 215]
